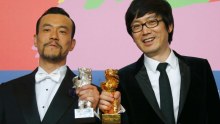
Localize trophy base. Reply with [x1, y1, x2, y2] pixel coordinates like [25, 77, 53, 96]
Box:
[102, 114, 121, 124]
[75, 108, 95, 123]
[74, 108, 94, 118]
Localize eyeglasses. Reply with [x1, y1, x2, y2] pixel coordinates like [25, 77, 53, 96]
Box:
[131, 19, 162, 33]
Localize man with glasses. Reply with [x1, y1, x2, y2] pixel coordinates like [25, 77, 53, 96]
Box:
[99, 0, 220, 124]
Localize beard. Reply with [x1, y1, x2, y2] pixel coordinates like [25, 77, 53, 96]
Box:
[41, 51, 65, 62]
[40, 41, 66, 63]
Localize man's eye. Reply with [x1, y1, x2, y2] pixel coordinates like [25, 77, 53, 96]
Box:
[60, 30, 67, 34]
[43, 29, 50, 32]
[132, 25, 141, 29]
[147, 20, 157, 25]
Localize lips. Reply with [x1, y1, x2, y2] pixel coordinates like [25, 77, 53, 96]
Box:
[45, 41, 60, 48]
[142, 37, 155, 43]
[48, 43, 58, 47]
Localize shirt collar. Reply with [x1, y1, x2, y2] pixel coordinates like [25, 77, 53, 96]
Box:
[144, 50, 178, 72]
[36, 65, 67, 83]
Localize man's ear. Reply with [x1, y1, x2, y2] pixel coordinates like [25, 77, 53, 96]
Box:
[168, 24, 173, 33]
[69, 39, 76, 51]
[34, 34, 38, 47]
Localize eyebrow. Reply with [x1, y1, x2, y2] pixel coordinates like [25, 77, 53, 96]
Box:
[146, 15, 157, 19]
[132, 14, 158, 24]
[42, 23, 52, 28]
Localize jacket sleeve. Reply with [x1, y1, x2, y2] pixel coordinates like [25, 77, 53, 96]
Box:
[204, 59, 220, 123]
[0, 84, 4, 124]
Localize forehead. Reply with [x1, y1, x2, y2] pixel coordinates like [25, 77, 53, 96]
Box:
[40, 14, 72, 28]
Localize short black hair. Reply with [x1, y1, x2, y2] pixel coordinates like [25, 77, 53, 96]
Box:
[125, 0, 174, 44]
[36, 7, 75, 39]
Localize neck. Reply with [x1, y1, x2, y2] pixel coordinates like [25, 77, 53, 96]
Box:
[147, 47, 171, 62]
[39, 59, 66, 73]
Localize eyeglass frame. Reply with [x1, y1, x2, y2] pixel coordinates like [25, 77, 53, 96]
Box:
[131, 19, 163, 33]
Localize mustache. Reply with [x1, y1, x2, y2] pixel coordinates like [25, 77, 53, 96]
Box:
[43, 40, 62, 48]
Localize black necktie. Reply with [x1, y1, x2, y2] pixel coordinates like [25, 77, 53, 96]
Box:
[157, 63, 175, 124]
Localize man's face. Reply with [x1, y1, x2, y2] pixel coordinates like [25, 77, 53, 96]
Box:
[34, 14, 75, 62]
[131, 13, 173, 59]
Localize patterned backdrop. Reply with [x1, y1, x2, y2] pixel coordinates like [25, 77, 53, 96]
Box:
[0, 0, 220, 95]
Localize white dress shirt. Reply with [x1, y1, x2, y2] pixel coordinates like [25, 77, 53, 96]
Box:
[35, 65, 67, 121]
[144, 50, 181, 122]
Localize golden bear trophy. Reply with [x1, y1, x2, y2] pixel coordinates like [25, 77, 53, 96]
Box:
[101, 69, 120, 124]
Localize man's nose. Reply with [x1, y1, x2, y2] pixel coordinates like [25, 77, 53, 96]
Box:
[50, 30, 59, 40]
[142, 24, 151, 34]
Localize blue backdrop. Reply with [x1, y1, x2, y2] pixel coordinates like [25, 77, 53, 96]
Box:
[0, 70, 219, 96]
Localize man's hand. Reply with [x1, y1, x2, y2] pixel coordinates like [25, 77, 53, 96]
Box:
[76, 84, 100, 109]
[98, 91, 121, 113]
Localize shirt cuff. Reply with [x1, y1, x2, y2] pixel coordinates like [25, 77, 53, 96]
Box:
[95, 108, 101, 119]
[118, 104, 126, 113]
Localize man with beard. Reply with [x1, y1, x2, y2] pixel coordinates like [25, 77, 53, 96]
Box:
[0, 7, 100, 124]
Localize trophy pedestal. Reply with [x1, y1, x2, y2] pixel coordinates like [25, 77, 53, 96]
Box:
[74, 108, 94, 118]
[102, 114, 121, 124]
[74, 108, 95, 123]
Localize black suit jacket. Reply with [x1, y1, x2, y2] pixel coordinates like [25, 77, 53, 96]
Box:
[0, 66, 100, 124]
[118, 52, 220, 124]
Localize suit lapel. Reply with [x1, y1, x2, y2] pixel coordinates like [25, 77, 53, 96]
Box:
[42, 67, 77, 124]
[177, 59, 191, 120]
[134, 52, 192, 122]
[14, 68, 41, 124]
[134, 55, 166, 122]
